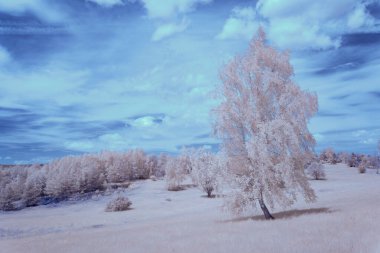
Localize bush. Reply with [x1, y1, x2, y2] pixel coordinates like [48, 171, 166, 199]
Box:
[105, 196, 132, 212]
[358, 162, 366, 174]
[307, 162, 326, 180]
[191, 150, 221, 197]
[165, 157, 187, 191]
[349, 153, 360, 167]
[319, 148, 337, 164]
[23, 170, 46, 207]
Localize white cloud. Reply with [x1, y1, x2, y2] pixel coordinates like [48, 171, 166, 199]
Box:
[347, 4, 374, 29]
[217, 7, 258, 40]
[138, 0, 211, 41]
[0, 0, 65, 23]
[267, 17, 341, 50]
[86, 0, 124, 8]
[0, 45, 11, 65]
[139, 0, 212, 19]
[152, 19, 190, 41]
[132, 116, 158, 127]
[254, 0, 378, 50]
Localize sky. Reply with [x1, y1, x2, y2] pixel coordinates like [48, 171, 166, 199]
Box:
[0, 0, 379, 164]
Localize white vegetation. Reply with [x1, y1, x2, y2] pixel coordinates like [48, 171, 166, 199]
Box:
[190, 149, 222, 198]
[358, 160, 367, 174]
[319, 148, 337, 164]
[165, 156, 187, 191]
[23, 167, 46, 207]
[337, 152, 350, 164]
[0, 150, 167, 211]
[105, 196, 132, 212]
[213, 28, 318, 219]
[307, 161, 326, 180]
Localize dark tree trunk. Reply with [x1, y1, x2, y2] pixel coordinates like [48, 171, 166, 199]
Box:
[258, 198, 275, 220]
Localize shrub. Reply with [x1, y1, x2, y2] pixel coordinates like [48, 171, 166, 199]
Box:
[307, 162, 326, 180]
[23, 170, 46, 207]
[319, 148, 337, 164]
[105, 196, 132, 212]
[44, 157, 81, 199]
[337, 152, 350, 165]
[349, 153, 360, 167]
[191, 149, 221, 197]
[358, 162, 366, 174]
[165, 157, 187, 191]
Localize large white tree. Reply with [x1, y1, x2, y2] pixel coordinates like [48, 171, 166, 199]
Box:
[213, 28, 318, 219]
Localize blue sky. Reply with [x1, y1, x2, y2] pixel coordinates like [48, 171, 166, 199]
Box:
[0, 0, 379, 164]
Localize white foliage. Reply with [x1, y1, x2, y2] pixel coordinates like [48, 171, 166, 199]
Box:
[23, 167, 46, 206]
[320, 148, 337, 164]
[307, 162, 326, 180]
[0, 166, 28, 210]
[105, 196, 132, 212]
[165, 157, 187, 191]
[191, 149, 221, 197]
[213, 28, 317, 217]
[44, 157, 81, 199]
[0, 150, 162, 211]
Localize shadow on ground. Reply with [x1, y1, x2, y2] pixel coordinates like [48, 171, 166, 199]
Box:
[223, 207, 335, 222]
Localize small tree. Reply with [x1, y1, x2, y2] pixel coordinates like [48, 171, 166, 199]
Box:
[213, 28, 317, 219]
[319, 148, 337, 164]
[165, 157, 187, 191]
[337, 152, 350, 165]
[23, 169, 46, 206]
[358, 162, 366, 174]
[191, 149, 221, 198]
[349, 153, 360, 167]
[307, 161, 326, 180]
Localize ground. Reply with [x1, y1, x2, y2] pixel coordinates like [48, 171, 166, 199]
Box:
[1, 164, 380, 253]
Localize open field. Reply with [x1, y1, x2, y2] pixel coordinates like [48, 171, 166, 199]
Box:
[1, 163, 380, 253]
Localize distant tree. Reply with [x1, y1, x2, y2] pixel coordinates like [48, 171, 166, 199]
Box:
[23, 167, 46, 206]
[191, 149, 221, 198]
[156, 153, 168, 177]
[213, 28, 317, 219]
[102, 152, 133, 183]
[145, 155, 158, 178]
[0, 167, 27, 210]
[79, 155, 105, 193]
[319, 148, 337, 164]
[337, 152, 350, 165]
[307, 161, 326, 180]
[165, 157, 187, 191]
[358, 161, 366, 174]
[130, 149, 149, 180]
[44, 156, 81, 199]
[349, 153, 360, 167]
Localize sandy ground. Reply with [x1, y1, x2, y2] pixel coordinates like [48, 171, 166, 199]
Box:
[1, 163, 380, 253]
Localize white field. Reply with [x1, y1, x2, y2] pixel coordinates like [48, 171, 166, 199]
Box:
[1, 164, 380, 253]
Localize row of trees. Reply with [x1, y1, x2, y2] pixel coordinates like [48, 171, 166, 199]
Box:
[0, 150, 168, 211]
[319, 147, 380, 173]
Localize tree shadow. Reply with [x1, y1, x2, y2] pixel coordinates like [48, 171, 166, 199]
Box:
[223, 207, 335, 222]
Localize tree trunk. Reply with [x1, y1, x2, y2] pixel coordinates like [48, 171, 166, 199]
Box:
[258, 198, 275, 220]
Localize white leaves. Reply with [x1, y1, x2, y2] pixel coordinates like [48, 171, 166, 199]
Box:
[165, 157, 187, 191]
[190, 149, 222, 197]
[214, 28, 317, 214]
[307, 161, 326, 180]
